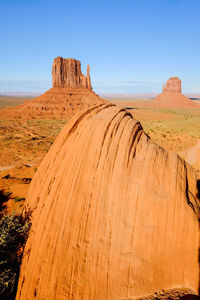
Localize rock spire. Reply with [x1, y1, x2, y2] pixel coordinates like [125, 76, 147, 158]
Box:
[52, 57, 92, 89]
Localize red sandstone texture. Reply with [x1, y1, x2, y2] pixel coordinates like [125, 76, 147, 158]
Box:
[16, 104, 200, 299]
[181, 140, 200, 179]
[52, 57, 92, 89]
[162, 76, 182, 94]
[0, 57, 107, 119]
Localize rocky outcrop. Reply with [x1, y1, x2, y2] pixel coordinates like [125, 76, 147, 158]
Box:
[0, 57, 106, 119]
[16, 104, 200, 299]
[180, 140, 200, 179]
[162, 76, 182, 94]
[52, 57, 92, 89]
[155, 76, 192, 107]
[10, 87, 106, 119]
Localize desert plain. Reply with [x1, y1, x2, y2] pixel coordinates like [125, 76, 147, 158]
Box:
[1, 95, 200, 215]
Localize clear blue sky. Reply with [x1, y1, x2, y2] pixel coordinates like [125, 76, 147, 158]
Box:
[0, 0, 200, 94]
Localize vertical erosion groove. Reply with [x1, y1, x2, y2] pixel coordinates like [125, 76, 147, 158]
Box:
[16, 105, 200, 300]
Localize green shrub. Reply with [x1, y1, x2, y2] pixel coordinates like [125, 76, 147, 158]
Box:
[13, 197, 25, 203]
[0, 212, 31, 299]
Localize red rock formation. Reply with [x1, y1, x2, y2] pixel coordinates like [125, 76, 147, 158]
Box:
[52, 57, 92, 89]
[162, 76, 182, 94]
[181, 140, 200, 179]
[0, 57, 107, 119]
[16, 104, 200, 299]
[86, 64, 92, 90]
[155, 76, 192, 107]
[10, 87, 106, 119]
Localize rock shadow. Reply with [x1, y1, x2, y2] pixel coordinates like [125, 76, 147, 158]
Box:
[0, 189, 12, 216]
[197, 180, 200, 296]
[181, 295, 200, 299]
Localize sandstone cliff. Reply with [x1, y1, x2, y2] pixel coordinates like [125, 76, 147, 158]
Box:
[52, 57, 92, 89]
[162, 76, 182, 94]
[16, 104, 200, 299]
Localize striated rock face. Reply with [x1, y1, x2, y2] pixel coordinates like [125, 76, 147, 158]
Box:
[162, 76, 182, 94]
[52, 57, 92, 89]
[181, 140, 200, 179]
[16, 104, 200, 299]
[155, 76, 192, 107]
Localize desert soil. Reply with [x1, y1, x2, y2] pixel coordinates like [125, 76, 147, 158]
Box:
[0, 97, 67, 214]
[0, 96, 34, 108]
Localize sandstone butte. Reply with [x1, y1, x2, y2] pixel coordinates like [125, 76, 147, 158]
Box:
[16, 104, 200, 300]
[155, 76, 194, 107]
[0, 57, 107, 119]
[113, 76, 200, 109]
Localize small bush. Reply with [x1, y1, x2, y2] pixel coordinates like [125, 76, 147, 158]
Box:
[0, 212, 31, 299]
[14, 197, 25, 203]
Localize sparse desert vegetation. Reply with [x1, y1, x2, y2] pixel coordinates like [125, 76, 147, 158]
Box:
[0, 118, 67, 167]
[0, 96, 33, 108]
[0, 212, 31, 299]
[0, 97, 68, 214]
[132, 107, 200, 152]
[110, 100, 200, 153]
[0, 115, 67, 215]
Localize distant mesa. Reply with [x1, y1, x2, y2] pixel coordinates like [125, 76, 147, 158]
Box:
[155, 76, 192, 106]
[105, 76, 200, 109]
[0, 57, 107, 119]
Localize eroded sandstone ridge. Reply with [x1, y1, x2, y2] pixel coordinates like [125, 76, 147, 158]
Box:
[181, 140, 200, 179]
[0, 57, 106, 119]
[155, 76, 192, 106]
[16, 104, 200, 299]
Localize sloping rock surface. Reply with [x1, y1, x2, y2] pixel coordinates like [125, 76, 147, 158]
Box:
[16, 104, 200, 299]
[181, 140, 200, 179]
[2, 87, 106, 119]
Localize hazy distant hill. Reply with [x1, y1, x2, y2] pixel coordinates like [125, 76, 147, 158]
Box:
[0, 92, 199, 100]
[102, 93, 200, 100]
[0, 92, 42, 97]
